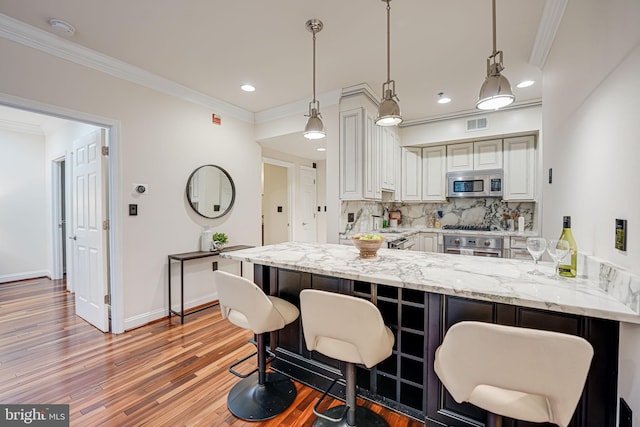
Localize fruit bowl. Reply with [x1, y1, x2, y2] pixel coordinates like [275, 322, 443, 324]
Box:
[351, 234, 386, 259]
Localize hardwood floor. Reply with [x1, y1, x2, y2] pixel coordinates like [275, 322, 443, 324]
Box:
[0, 278, 424, 427]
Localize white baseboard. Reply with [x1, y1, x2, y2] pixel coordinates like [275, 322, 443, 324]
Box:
[0, 270, 50, 283]
[123, 292, 219, 331]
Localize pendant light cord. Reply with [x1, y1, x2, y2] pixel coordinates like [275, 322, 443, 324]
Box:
[386, 0, 391, 83]
[491, 0, 497, 55]
[312, 29, 317, 103]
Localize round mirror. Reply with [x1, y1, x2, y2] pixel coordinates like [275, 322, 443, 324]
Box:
[186, 165, 236, 219]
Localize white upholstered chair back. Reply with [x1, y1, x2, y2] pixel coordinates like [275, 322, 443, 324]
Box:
[213, 270, 298, 335]
[299, 289, 394, 368]
[434, 321, 593, 427]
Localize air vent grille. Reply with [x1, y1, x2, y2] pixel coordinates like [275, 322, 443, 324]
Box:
[466, 117, 488, 131]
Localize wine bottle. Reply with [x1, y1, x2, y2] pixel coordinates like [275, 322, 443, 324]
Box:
[558, 216, 578, 277]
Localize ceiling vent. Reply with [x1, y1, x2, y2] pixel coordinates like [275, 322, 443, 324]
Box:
[466, 117, 488, 131]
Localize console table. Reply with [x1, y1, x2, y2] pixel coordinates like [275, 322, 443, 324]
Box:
[168, 245, 252, 323]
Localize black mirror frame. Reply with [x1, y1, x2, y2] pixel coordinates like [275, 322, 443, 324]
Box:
[186, 164, 236, 219]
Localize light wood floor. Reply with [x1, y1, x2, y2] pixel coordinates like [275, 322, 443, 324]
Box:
[0, 278, 424, 427]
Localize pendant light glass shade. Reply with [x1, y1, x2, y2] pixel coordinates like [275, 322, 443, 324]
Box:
[476, 0, 515, 111]
[304, 19, 326, 140]
[376, 0, 402, 126]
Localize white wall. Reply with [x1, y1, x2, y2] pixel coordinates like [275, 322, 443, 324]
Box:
[0, 129, 47, 282]
[262, 163, 289, 244]
[542, 0, 640, 422]
[400, 105, 542, 147]
[0, 37, 260, 331]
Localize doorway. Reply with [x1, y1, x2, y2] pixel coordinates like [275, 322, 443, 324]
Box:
[0, 95, 120, 333]
[52, 157, 67, 281]
[262, 158, 293, 245]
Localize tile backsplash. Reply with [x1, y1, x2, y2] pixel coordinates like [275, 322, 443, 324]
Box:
[341, 199, 536, 234]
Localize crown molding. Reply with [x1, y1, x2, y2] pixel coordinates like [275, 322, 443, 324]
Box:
[340, 83, 380, 107]
[529, 0, 568, 68]
[0, 14, 255, 123]
[254, 89, 341, 124]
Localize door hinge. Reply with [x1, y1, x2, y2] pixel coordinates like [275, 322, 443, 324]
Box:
[103, 220, 110, 230]
[104, 294, 111, 305]
[102, 146, 109, 156]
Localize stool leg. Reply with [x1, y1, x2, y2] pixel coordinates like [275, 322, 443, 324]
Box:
[312, 362, 390, 427]
[345, 362, 356, 426]
[257, 333, 266, 385]
[226, 333, 297, 421]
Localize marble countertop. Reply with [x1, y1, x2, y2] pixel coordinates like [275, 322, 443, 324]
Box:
[221, 242, 640, 324]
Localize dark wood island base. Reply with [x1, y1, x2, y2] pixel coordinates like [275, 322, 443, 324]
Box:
[254, 264, 619, 427]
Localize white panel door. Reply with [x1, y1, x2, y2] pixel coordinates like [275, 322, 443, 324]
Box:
[72, 129, 109, 332]
[299, 166, 317, 242]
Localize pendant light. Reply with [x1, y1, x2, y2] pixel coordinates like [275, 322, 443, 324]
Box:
[476, 0, 515, 110]
[376, 0, 402, 126]
[304, 19, 326, 140]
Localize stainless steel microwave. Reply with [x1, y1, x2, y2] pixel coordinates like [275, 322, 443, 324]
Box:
[446, 169, 503, 198]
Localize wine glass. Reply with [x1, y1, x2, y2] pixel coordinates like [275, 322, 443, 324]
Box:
[547, 239, 570, 279]
[526, 237, 547, 275]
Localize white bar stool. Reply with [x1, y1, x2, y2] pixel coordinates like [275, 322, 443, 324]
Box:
[213, 270, 300, 421]
[434, 321, 594, 427]
[300, 289, 395, 427]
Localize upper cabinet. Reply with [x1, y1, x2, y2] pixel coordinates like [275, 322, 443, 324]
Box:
[503, 135, 536, 201]
[339, 108, 364, 200]
[473, 139, 503, 170]
[422, 146, 447, 201]
[447, 140, 502, 171]
[446, 142, 473, 171]
[339, 107, 400, 201]
[381, 127, 399, 192]
[401, 147, 422, 201]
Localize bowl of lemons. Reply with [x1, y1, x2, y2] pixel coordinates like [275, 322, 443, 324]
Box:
[351, 233, 386, 259]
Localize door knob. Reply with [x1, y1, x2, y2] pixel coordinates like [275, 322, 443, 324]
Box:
[302, 222, 308, 226]
[69, 236, 77, 240]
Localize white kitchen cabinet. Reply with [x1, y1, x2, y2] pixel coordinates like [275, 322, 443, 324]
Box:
[447, 142, 473, 171]
[422, 146, 447, 201]
[473, 139, 503, 170]
[339, 108, 381, 200]
[381, 127, 398, 192]
[393, 140, 402, 202]
[363, 111, 381, 200]
[419, 232, 437, 252]
[508, 236, 532, 260]
[401, 147, 422, 201]
[503, 135, 536, 201]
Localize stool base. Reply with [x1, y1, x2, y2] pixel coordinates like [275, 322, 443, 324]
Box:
[312, 405, 390, 427]
[227, 372, 297, 421]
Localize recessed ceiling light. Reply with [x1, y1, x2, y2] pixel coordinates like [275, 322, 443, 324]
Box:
[316, 147, 326, 152]
[240, 84, 256, 92]
[516, 80, 535, 88]
[437, 92, 452, 104]
[49, 19, 76, 37]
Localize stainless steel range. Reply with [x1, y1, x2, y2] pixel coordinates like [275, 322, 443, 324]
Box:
[442, 226, 503, 257]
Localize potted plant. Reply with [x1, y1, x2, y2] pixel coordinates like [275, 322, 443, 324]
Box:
[212, 232, 228, 250]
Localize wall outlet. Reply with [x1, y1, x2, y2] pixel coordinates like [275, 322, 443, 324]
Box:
[616, 219, 627, 251]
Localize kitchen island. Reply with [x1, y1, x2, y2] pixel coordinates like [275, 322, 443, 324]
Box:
[222, 242, 635, 427]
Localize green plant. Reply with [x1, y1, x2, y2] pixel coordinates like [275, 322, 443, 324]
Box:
[212, 232, 228, 244]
